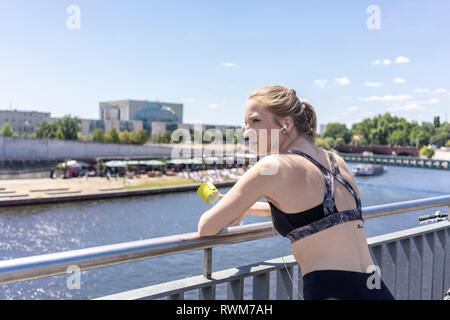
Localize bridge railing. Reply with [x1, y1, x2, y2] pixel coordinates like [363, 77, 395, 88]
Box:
[341, 153, 449, 170]
[0, 195, 449, 300]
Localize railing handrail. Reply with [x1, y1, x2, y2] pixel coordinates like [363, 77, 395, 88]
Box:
[0, 194, 449, 286]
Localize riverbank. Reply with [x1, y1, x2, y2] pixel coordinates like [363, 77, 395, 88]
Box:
[0, 175, 236, 207]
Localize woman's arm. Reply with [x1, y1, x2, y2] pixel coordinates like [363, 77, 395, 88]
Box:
[197, 156, 277, 236]
[245, 201, 272, 218]
[218, 194, 271, 222]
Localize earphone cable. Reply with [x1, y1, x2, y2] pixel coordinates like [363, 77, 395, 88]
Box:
[271, 223, 304, 300]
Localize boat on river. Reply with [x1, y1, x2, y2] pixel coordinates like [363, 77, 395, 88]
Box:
[352, 164, 385, 176]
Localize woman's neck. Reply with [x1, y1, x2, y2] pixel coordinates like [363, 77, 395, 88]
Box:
[279, 134, 319, 156]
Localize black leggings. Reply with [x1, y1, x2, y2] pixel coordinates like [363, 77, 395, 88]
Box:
[302, 269, 396, 300]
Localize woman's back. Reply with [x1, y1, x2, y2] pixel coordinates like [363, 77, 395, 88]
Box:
[264, 148, 374, 277]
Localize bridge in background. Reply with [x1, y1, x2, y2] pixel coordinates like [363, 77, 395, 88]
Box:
[335, 144, 419, 156]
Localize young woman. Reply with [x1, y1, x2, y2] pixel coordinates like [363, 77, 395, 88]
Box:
[197, 85, 395, 300]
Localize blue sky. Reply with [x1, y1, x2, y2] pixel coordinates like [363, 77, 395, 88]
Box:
[1, 0, 449, 128]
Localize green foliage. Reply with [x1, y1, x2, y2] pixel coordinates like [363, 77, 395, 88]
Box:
[135, 129, 148, 144]
[419, 146, 434, 158]
[324, 123, 351, 144]
[315, 136, 334, 150]
[35, 115, 81, 140]
[151, 133, 160, 143]
[161, 131, 171, 143]
[347, 113, 449, 148]
[0, 123, 16, 137]
[55, 128, 64, 140]
[118, 131, 130, 144]
[105, 128, 119, 143]
[92, 129, 105, 143]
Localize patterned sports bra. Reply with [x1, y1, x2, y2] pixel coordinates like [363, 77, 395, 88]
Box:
[268, 149, 364, 244]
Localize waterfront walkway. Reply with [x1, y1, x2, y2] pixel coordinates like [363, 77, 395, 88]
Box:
[0, 168, 246, 207]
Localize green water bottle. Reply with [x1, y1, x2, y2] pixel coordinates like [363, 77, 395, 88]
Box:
[197, 182, 219, 205]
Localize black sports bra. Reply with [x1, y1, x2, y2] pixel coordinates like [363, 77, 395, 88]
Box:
[268, 149, 364, 244]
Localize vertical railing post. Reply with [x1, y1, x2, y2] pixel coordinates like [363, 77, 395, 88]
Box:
[253, 272, 270, 300]
[227, 278, 244, 300]
[276, 266, 293, 300]
[203, 248, 212, 278]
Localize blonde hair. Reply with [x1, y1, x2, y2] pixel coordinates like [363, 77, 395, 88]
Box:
[248, 85, 317, 144]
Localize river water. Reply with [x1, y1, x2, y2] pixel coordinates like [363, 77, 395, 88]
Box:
[0, 164, 449, 299]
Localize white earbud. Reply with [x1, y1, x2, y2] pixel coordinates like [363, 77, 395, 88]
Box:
[278, 123, 287, 133]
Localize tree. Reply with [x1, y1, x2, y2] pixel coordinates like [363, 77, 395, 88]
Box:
[57, 115, 81, 140]
[119, 131, 130, 144]
[55, 128, 65, 140]
[419, 146, 434, 158]
[129, 131, 138, 144]
[92, 129, 105, 143]
[0, 123, 15, 137]
[151, 133, 160, 143]
[36, 121, 56, 139]
[105, 128, 119, 143]
[161, 131, 171, 143]
[410, 127, 430, 148]
[433, 116, 440, 128]
[324, 123, 351, 144]
[136, 129, 148, 145]
[388, 129, 408, 146]
[315, 136, 334, 150]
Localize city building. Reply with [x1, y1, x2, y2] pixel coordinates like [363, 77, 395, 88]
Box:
[319, 123, 327, 135]
[1, 100, 243, 140]
[99, 99, 183, 136]
[0, 110, 51, 136]
[100, 100, 183, 123]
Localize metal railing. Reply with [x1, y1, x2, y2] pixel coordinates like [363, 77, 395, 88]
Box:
[0, 194, 449, 299]
[341, 153, 450, 170]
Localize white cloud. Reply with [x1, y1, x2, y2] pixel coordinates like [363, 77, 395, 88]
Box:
[412, 98, 439, 104]
[221, 62, 237, 67]
[335, 77, 351, 86]
[371, 58, 391, 65]
[424, 98, 439, 104]
[435, 88, 447, 93]
[359, 111, 375, 117]
[393, 78, 406, 83]
[395, 56, 411, 64]
[365, 82, 381, 87]
[347, 106, 359, 111]
[314, 79, 328, 88]
[207, 104, 219, 108]
[414, 89, 431, 93]
[387, 103, 424, 111]
[181, 98, 196, 102]
[360, 94, 412, 102]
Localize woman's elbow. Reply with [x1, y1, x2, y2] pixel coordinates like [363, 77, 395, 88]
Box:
[197, 219, 220, 237]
